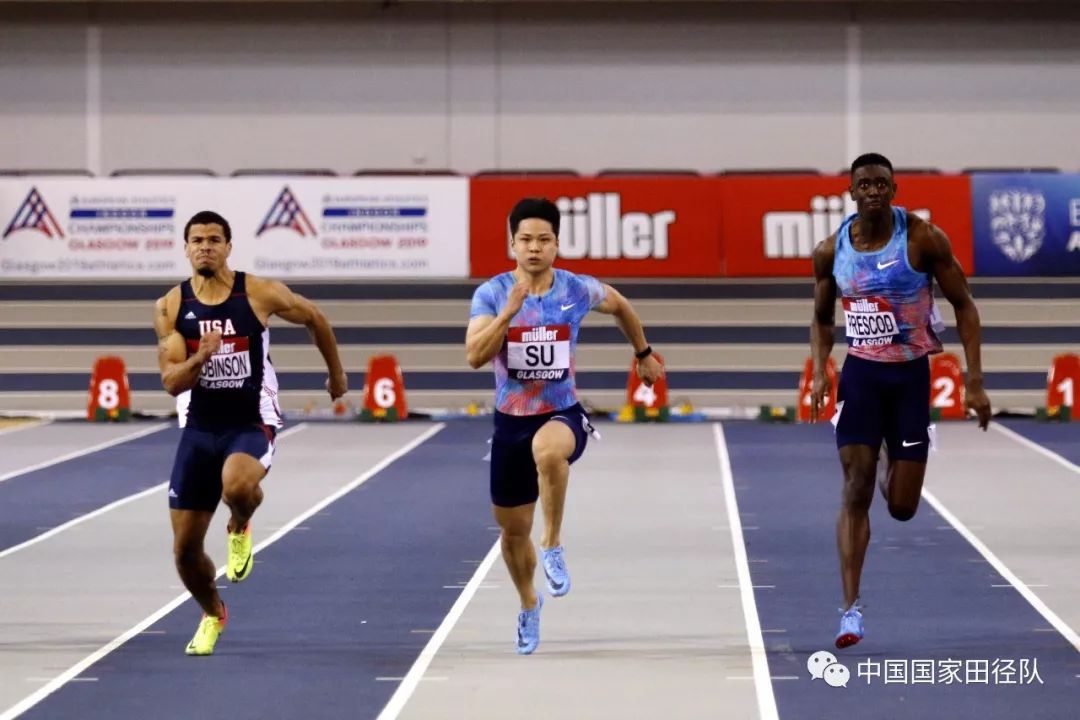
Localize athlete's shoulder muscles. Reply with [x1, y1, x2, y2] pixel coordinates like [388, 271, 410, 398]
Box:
[154, 287, 185, 368]
[811, 234, 836, 281]
[469, 280, 498, 320]
[591, 283, 622, 315]
[247, 275, 315, 325]
[917, 219, 972, 305]
[567, 273, 607, 311]
[154, 286, 181, 336]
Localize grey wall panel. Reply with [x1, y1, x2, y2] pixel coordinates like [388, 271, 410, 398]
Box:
[99, 5, 451, 174]
[0, 22, 89, 170]
[0, 2, 1077, 174]
[860, 18, 1080, 171]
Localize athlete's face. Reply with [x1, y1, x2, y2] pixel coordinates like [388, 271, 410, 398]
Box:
[511, 218, 559, 274]
[185, 223, 231, 277]
[850, 165, 897, 218]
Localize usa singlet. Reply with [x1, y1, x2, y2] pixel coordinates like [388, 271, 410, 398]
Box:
[175, 272, 283, 430]
[833, 206, 944, 363]
[470, 269, 607, 416]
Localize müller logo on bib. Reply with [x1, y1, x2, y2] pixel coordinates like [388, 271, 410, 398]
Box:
[507, 325, 571, 381]
[843, 297, 898, 348]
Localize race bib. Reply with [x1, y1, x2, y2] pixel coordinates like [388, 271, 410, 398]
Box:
[507, 325, 571, 381]
[843, 297, 898, 348]
[189, 337, 253, 389]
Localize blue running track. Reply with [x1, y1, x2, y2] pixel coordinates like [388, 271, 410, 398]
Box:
[21, 421, 497, 720]
[723, 422, 1078, 720]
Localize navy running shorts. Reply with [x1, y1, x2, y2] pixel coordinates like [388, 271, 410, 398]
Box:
[835, 353, 931, 463]
[490, 403, 593, 508]
[169, 424, 276, 512]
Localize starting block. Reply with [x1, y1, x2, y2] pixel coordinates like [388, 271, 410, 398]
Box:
[797, 357, 837, 423]
[87, 356, 131, 422]
[1038, 353, 1078, 422]
[623, 353, 669, 422]
[360, 355, 407, 422]
[929, 352, 965, 421]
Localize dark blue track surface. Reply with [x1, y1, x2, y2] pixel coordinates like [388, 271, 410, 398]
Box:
[22, 421, 498, 720]
[0, 426, 176, 552]
[996, 419, 1080, 467]
[723, 422, 1078, 720]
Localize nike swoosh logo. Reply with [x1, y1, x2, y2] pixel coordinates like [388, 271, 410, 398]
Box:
[901, 440, 922, 447]
[230, 552, 252, 580]
[545, 570, 565, 590]
[560, 303, 576, 311]
[877, 259, 900, 270]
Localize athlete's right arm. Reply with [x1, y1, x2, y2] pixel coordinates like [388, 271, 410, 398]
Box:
[809, 236, 838, 421]
[465, 280, 528, 369]
[154, 290, 219, 396]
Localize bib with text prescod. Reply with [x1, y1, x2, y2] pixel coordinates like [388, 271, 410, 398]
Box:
[843, 297, 898, 349]
[507, 325, 571, 381]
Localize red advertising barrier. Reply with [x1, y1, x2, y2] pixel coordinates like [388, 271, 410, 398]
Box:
[469, 177, 724, 277]
[470, 174, 973, 278]
[719, 174, 974, 277]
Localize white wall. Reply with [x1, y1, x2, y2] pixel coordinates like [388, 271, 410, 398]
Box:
[1, 1, 1078, 175]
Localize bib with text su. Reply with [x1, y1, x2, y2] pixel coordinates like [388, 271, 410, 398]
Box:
[507, 325, 571, 381]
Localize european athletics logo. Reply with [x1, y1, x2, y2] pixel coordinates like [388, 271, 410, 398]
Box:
[2, 187, 64, 239]
[256, 186, 316, 238]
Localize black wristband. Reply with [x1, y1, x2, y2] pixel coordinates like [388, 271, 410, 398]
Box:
[634, 345, 653, 361]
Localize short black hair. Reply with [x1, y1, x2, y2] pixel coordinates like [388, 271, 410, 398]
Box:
[851, 153, 894, 177]
[184, 210, 232, 243]
[508, 197, 560, 237]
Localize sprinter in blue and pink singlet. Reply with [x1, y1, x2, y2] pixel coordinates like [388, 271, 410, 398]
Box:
[155, 210, 348, 656]
[810, 154, 992, 650]
[466, 198, 664, 655]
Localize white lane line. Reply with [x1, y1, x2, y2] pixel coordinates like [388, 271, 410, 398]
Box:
[0, 422, 444, 720]
[0, 423, 169, 485]
[991, 584, 1049, 588]
[375, 538, 501, 720]
[923, 489, 1080, 653]
[0, 424, 309, 561]
[989, 421, 1080, 474]
[713, 423, 780, 720]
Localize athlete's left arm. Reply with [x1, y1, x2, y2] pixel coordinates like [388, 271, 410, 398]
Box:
[920, 221, 991, 429]
[593, 284, 664, 386]
[253, 277, 348, 401]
